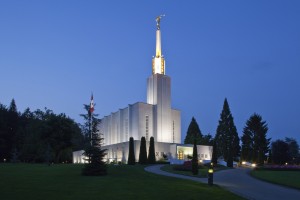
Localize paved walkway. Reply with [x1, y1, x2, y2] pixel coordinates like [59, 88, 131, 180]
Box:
[145, 165, 300, 200]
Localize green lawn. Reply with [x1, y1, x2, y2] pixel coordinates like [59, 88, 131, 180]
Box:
[0, 163, 243, 200]
[251, 170, 300, 189]
[161, 164, 228, 178]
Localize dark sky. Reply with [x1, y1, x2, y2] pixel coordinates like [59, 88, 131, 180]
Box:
[1, 0, 299, 143]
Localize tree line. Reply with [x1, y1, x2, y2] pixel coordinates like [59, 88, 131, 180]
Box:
[270, 137, 300, 165]
[184, 98, 299, 166]
[0, 99, 85, 163]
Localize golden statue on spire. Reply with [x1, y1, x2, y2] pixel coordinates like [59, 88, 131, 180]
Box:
[156, 14, 165, 30]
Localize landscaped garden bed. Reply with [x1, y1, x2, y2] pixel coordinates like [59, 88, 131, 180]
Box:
[161, 161, 228, 178]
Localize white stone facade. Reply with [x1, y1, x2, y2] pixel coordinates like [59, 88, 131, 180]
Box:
[72, 19, 213, 164]
[99, 101, 181, 145]
[73, 142, 213, 164]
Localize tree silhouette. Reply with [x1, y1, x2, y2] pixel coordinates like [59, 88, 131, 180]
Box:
[215, 98, 240, 167]
[184, 117, 203, 144]
[242, 113, 270, 165]
[192, 139, 198, 175]
[148, 137, 156, 164]
[128, 137, 135, 165]
[138, 137, 147, 164]
[81, 100, 107, 176]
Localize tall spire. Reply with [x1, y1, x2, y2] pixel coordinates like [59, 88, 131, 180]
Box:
[152, 15, 165, 75]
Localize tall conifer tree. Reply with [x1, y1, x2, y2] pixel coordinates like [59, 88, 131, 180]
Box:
[241, 124, 253, 162]
[81, 96, 107, 176]
[211, 139, 218, 165]
[242, 113, 270, 165]
[215, 98, 240, 167]
[184, 117, 203, 144]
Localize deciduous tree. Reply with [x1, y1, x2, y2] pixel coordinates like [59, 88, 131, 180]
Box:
[271, 140, 289, 165]
[285, 137, 300, 164]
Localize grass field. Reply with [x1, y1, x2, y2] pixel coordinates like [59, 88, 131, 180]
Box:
[0, 163, 243, 200]
[251, 170, 300, 189]
[161, 164, 228, 178]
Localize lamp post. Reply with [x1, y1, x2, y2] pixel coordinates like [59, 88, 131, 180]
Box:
[208, 164, 214, 186]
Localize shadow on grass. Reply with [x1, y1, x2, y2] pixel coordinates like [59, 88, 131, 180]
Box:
[0, 163, 243, 200]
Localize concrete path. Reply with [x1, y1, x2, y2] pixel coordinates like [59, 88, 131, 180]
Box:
[145, 165, 300, 200]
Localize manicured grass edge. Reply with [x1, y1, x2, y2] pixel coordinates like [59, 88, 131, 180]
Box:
[161, 164, 230, 178]
[250, 170, 300, 191]
[160, 164, 208, 178]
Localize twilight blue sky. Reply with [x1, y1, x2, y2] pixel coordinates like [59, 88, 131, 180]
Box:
[0, 0, 299, 143]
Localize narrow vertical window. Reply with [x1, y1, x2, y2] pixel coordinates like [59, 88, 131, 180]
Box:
[172, 120, 175, 143]
[125, 119, 129, 141]
[145, 115, 149, 141]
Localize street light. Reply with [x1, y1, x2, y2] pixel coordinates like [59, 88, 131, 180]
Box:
[208, 166, 214, 186]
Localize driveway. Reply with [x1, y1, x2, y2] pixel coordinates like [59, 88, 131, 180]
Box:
[145, 165, 300, 200]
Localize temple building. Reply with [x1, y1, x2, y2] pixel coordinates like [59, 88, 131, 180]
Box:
[73, 16, 212, 164]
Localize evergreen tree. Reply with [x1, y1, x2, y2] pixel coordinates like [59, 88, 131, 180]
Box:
[128, 137, 135, 165]
[8, 99, 19, 161]
[242, 113, 270, 165]
[192, 139, 198, 175]
[0, 103, 9, 162]
[184, 117, 203, 144]
[148, 136, 156, 164]
[8, 99, 17, 113]
[241, 125, 253, 162]
[201, 133, 214, 146]
[214, 98, 240, 167]
[267, 149, 272, 164]
[138, 137, 147, 164]
[81, 99, 107, 176]
[211, 139, 218, 165]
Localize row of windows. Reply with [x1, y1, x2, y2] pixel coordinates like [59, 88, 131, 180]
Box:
[177, 151, 208, 160]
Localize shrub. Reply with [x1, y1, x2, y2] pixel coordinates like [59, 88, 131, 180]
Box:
[138, 137, 147, 164]
[148, 137, 156, 164]
[128, 137, 135, 165]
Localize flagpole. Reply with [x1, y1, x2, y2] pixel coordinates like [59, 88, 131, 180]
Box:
[89, 109, 92, 146]
[89, 93, 94, 146]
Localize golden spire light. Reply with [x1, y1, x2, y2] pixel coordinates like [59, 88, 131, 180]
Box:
[152, 14, 166, 75]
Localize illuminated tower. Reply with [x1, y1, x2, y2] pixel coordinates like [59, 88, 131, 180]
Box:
[147, 15, 172, 143]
